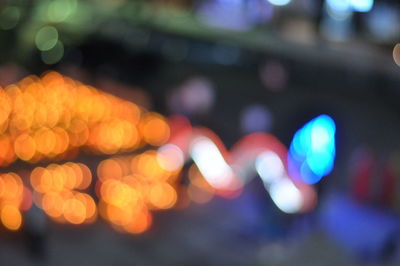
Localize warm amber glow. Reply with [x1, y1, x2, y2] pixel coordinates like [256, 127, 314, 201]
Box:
[140, 113, 170, 146]
[148, 183, 177, 209]
[31, 162, 97, 225]
[77, 163, 92, 190]
[122, 208, 152, 234]
[0, 173, 24, 230]
[14, 133, 36, 161]
[1, 205, 22, 231]
[63, 197, 86, 224]
[97, 149, 182, 234]
[0, 71, 178, 234]
[0, 71, 172, 166]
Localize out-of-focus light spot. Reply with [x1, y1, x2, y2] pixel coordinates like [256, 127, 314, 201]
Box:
[21, 187, 33, 211]
[256, 151, 284, 184]
[157, 144, 184, 171]
[41, 192, 64, 218]
[350, 0, 373, 12]
[41, 41, 64, 65]
[0, 6, 21, 30]
[97, 159, 123, 181]
[190, 137, 235, 190]
[47, 0, 77, 23]
[320, 11, 353, 41]
[31, 162, 96, 224]
[267, 0, 291, 7]
[140, 113, 170, 146]
[288, 114, 336, 184]
[327, 0, 351, 12]
[77, 163, 92, 190]
[197, 0, 253, 30]
[14, 133, 36, 161]
[1, 205, 22, 231]
[97, 151, 179, 233]
[122, 208, 152, 234]
[365, 4, 399, 43]
[393, 44, 400, 67]
[240, 104, 273, 134]
[269, 178, 303, 213]
[326, 0, 372, 16]
[169, 77, 215, 116]
[260, 61, 288, 92]
[148, 183, 177, 209]
[63, 197, 86, 224]
[35, 26, 59, 51]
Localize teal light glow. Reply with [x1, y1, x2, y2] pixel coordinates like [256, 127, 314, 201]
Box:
[288, 114, 336, 184]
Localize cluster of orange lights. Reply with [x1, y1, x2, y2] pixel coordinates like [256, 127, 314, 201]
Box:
[0, 72, 176, 234]
[0, 71, 170, 166]
[97, 151, 180, 234]
[30, 162, 96, 225]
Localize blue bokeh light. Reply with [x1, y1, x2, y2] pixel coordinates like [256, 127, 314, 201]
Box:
[288, 114, 336, 184]
[350, 0, 373, 12]
[326, 0, 374, 13]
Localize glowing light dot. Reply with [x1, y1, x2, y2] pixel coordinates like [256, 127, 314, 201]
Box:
[267, 0, 292, 6]
[1, 205, 22, 231]
[35, 26, 59, 51]
[141, 113, 170, 146]
[394, 44, 400, 67]
[41, 41, 64, 65]
[157, 144, 184, 171]
[288, 114, 336, 184]
[14, 133, 36, 161]
[350, 0, 373, 12]
[63, 198, 86, 224]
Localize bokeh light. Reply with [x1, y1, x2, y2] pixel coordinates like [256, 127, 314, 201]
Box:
[0, 173, 25, 231]
[30, 162, 96, 225]
[288, 114, 336, 184]
[0, 72, 169, 166]
[97, 150, 182, 234]
[393, 44, 400, 67]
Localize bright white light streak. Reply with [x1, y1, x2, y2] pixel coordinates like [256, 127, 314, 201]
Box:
[255, 151, 284, 184]
[268, 177, 303, 213]
[157, 144, 185, 171]
[190, 137, 235, 190]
